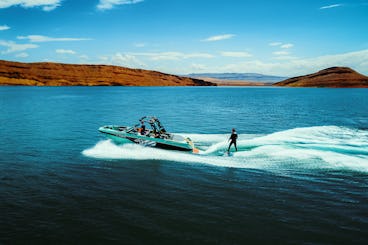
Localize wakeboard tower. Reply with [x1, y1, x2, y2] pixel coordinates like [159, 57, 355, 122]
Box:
[99, 116, 199, 153]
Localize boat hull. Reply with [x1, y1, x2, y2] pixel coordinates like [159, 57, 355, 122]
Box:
[99, 126, 193, 152]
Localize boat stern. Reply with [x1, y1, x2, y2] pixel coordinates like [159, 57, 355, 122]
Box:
[185, 137, 200, 154]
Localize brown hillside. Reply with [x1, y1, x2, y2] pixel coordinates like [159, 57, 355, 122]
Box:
[0, 60, 215, 86]
[274, 67, 368, 88]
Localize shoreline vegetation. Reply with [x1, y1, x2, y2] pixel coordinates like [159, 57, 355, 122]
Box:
[0, 60, 367, 87]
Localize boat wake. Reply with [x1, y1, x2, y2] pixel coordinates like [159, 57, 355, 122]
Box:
[82, 126, 368, 173]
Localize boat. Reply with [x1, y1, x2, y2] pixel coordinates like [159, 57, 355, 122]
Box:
[99, 116, 199, 153]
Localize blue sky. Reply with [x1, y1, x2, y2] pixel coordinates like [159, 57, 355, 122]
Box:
[0, 0, 367, 76]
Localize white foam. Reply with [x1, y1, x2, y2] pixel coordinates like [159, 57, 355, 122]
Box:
[83, 126, 368, 173]
[178, 133, 228, 143]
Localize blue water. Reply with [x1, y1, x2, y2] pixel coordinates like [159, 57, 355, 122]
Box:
[1, 86, 368, 244]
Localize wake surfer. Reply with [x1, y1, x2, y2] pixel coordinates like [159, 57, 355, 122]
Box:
[227, 128, 238, 153]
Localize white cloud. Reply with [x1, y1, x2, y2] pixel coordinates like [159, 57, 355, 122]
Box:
[184, 53, 214, 59]
[79, 54, 89, 60]
[281, 43, 294, 49]
[202, 34, 235, 42]
[216, 49, 368, 76]
[0, 40, 38, 54]
[271, 43, 294, 58]
[320, 4, 343, 9]
[0, 25, 10, 31]
[17, 35, 91, 42]
[269, 42, 282, 46]
[190, 63, 208, 71]
[273, 51, 290, 56]
[56, 49, 76, 54]
[220, 51, 252, 58]
[97, 0, 143, 10]
[147, 52, 181, 60]
[270, 42, 294, 48]
[94, 50, 368, 76]
[99, 56, 109, 62]
[108, 53, 146, 68]
[98, 51, 214, 71]
[273, 55, 298, 61]
[0, 0, 62, 11]
[15, 52, 29, 58]
[42, 4, 59, 11]
[131, 52, 214, 60]
[297, 49, 368, 74]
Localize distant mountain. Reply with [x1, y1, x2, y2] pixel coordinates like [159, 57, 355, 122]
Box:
[273, 67, 368, 88]
[0, 60, 215, 86]
[188, 73, 288, 83]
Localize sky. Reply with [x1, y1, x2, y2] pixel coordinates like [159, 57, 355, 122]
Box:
[0, 0, 367, 76]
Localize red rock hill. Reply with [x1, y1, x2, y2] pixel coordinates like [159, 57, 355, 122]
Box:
[273, 67, 368, 88]
[0, 60, 215, 86]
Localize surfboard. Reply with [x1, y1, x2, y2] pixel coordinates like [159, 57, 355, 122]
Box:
[224, 151, 233, 157]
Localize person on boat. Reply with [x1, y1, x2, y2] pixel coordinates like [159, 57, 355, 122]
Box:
[140, 121, 146, 135]
[152, 129, 160, 138]
[227, 128, 238, 152]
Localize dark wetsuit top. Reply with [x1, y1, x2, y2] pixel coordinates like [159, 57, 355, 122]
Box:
[230, 132, 238, 142]
[140, 125, 146, 134]
[228, 131, 238, 151]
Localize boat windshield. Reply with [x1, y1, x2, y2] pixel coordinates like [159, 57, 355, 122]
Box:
[135, 116, 170, 139]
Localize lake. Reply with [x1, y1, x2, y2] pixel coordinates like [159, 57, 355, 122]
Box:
[1, 86, 368, 244]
